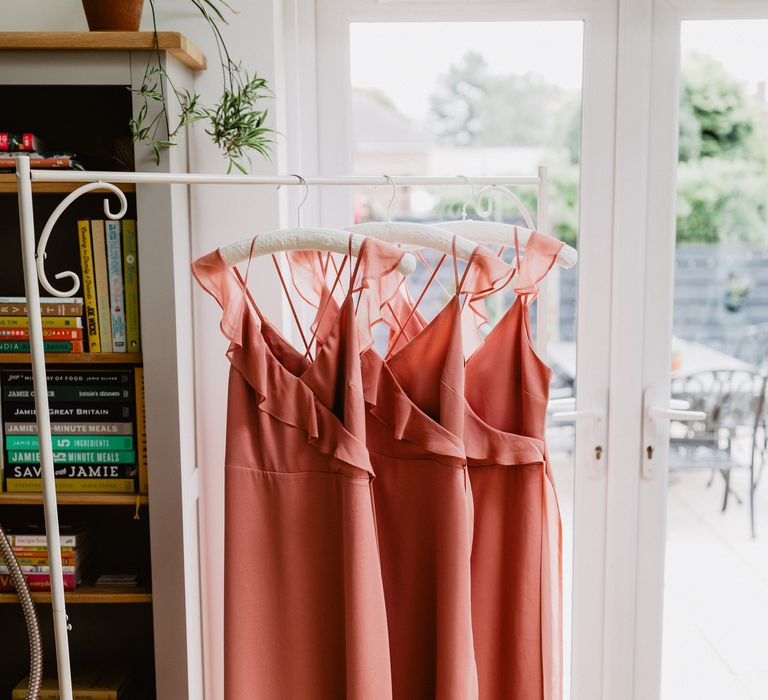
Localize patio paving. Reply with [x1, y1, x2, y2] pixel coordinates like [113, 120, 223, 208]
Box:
[549, 446, 768, 700]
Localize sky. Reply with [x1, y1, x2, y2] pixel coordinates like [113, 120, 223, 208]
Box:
[350, 19, 768, 120]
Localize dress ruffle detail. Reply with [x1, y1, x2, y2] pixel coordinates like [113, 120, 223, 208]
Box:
[191, 249, 373, 477]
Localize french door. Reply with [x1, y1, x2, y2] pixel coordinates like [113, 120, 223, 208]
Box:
[287, 1, 618, 699]
[638, 3, 768, 700]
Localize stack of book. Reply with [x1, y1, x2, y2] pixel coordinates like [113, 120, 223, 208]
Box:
[0, 296, 85, 354]
[0, 522, 93, 592]
[12, 668, 137, 700]
[0, 131, 80, 171]
[78, 218, 141, 353]
[1, 367, 147, 493]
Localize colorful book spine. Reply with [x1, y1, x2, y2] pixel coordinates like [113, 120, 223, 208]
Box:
[2, 369, 133, 386]
[77, 220, 101, 352]
[3, 404, 135, 421]
[4, 478, 136, 493]
[0, 340, 83, 353]
[135, 366, 148, 494]
[8, 450, 136, 464]
[106, 220, 126, 352]
[0, 565, 77, 574]
[0, 572, 77, 590]
[5, 464, 137, 479]
[90, 220, 112, 352]
[0, 299, 83, 316]
[0, 133, 46, 151]
[0, 155, 72, 168]
[0, 316, 82, 328]
[4, 386, 133, 402]
[6, 435, 134, 450]
[0, 328, 83, 340]
[122, 219, 141, 353]
[3, 532, 83, 547]
[4, 421, 134, 435]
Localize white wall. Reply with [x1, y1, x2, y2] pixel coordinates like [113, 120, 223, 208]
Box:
[5, 5, 292, 698]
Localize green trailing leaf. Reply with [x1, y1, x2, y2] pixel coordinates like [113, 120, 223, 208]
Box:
[131, 0, 273, 169]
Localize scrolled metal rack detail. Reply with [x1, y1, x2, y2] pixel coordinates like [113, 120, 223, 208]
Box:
[36, 181, 128, 298]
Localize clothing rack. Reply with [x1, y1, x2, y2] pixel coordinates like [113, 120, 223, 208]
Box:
[14, 155, 549, 699]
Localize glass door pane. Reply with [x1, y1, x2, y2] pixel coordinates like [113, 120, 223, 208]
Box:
[663, 20, 768, 700]
[348, 21, 584, 697]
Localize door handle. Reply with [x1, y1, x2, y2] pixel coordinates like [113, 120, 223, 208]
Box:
[642, 390, 707, 479]
[548, 400, 606, 478]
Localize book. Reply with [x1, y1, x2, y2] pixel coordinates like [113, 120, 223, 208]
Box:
[105, 220, 126, 352]
[5, 464, 138, 479]
[0, 132, 47, 151]
[122, 219, 141, 352]
[135, 366, 148, 493]
[12, 669, 135, 700]
[95, 573, 139, 587]
[6, 435, 134, 450]
[0, 316, 82, 328]
[0, 297, 83, 316]
[0, 571, 78, 590]
[90, 220, 112, 352]
[4, 421, 134, 435]
[0, 328, 83, 340]
[4, 386, 133, 402]
[0, 564, 77, 574]
[3, 404, 135, 421]
[8, 450, 137, 464]
[78, 220, 101, 352]
[0, 340, 83, 353]
[1, 523, 91, 547]
[0, 153, 72, 168]
[1, 554, 77, 565]
[4, 478, 136, 493]
[2, 368, 133, 386]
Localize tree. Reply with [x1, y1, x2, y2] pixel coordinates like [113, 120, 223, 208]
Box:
[429, 52, 564, 147]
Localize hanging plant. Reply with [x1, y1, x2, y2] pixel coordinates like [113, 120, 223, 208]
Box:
[129, 0, 274, 173]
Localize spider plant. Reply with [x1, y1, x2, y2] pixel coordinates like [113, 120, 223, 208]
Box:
[129, 0, 273, 173]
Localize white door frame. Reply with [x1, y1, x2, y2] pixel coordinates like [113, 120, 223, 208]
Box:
[284, 2, 618, 698]
[637, 3, 768, 699]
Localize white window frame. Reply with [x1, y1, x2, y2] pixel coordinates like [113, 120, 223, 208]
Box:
[637, 2, 768, 700]
[282, 2, 619, 698]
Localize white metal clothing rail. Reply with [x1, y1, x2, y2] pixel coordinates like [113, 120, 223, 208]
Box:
[14, 155, 548, 700]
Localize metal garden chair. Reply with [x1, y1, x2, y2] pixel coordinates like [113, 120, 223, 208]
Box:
[669, 368, 768, 538]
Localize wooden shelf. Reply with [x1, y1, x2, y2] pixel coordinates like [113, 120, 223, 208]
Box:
[0, 31, 206, 71]
[0, 492, 147, 506]
[0, 352, 142, 364]
[0, 175, 136, 195]
[0, 584, 152, 604]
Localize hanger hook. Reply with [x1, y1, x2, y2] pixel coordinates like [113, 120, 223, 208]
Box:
[290, 173, 309, 227]
[458, 175, 475, 220]
[473, 184, 536, 229]
[383, 174, 396, 222]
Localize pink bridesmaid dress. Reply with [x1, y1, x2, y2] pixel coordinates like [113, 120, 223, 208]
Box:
[373, 231, 566, 700]
[463, 232, 565, 700]
[290, 244, 514, 700]
[192, 238, 407, 700]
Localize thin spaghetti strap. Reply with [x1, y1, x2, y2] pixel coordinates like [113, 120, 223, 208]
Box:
[271, 254, 313, 356]
[452, 235, 460, 293]
[514, 226, 522, 272]
[303, 251, 350, 359]
[384, 253, 446, 360]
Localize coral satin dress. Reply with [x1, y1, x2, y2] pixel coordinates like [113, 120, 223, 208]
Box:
[374, 231, 566, 700]
[192, 238, 407, 700]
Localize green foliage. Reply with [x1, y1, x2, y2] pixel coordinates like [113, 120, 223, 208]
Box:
[130, 0, 273, 171]
[429, 52, 563, 148]
[679, 53, 760, 161]
[676, 159, 768, 244]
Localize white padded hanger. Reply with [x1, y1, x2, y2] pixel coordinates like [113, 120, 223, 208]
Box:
[436, 182, 578, 269]
[345, 175, 486, 262]
[218, 175, 416, 275]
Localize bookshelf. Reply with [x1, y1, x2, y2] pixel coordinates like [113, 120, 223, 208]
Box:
[0, 34, 205, 700]
[0, 584, 153, 605]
